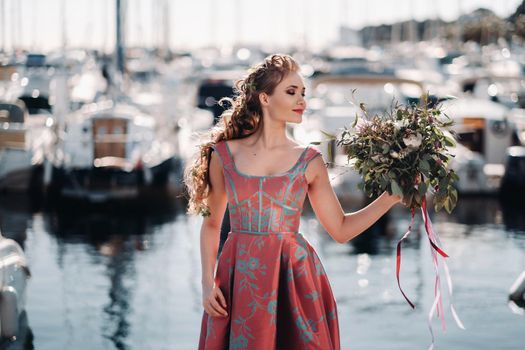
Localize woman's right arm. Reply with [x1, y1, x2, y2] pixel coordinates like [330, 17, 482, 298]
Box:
[306, 155, 401, 244]
[200, 149, 228, 317]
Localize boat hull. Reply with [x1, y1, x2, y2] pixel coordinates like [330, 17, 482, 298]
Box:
[50, 157, 178, 203]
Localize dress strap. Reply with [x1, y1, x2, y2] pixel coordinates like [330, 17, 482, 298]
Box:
[297, 145, 323, 173]
[211, 140, 234, 170]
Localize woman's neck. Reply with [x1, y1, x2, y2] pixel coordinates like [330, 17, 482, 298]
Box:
[247, 119, 290, 149]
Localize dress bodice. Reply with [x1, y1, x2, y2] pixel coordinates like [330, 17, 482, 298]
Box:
[211, 140, 322, 234]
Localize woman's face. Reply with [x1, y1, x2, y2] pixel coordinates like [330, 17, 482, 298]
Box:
[263, 71, 306, 124]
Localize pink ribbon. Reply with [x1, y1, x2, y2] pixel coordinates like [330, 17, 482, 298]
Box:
[396, 197, 465, 349]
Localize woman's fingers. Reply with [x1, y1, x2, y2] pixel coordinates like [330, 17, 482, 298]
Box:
[208, 295, 228, 317]
[210, 294, 228, 316]
[202, 285, 228, 318]
[205, 299, 224, 318]
[216, 288, 227, 309]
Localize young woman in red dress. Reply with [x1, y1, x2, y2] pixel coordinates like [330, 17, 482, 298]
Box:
[184, 54, 404, 349]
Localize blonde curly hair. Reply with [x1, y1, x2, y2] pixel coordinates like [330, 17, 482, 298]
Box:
[183, 54, 300, 216]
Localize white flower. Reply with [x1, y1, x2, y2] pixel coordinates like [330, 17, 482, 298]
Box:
[341, 132, 352, 144]
[403, 132, 423, 149]
[389, 150, 400, 158]
[394, 119, 408, 130]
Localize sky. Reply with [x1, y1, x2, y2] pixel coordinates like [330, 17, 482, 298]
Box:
[0, 0, 523, 53]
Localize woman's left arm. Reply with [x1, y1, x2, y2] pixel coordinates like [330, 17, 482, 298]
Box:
[306, 156, 401, 243]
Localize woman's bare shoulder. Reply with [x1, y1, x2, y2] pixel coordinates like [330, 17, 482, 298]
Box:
[224, 138, 244, 152]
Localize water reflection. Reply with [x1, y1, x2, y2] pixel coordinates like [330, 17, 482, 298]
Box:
[44, 197, 180, 350]
[103, 238, 134, 350]
[0, 194, 39, 249]
[0, 193, 523, 349]
[0, 193, 182, 350]
[500, 199, 525, 234]
[341, 194, 525, 315]
[345, 195, 426, 256]
[433, 194, 524, 234]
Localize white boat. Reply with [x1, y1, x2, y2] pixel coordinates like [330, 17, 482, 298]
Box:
[456, 74, 525, 110]
[440, 96, 519, 194]
[49, 100, 179, 202]
[463, 75, 525, 147]
[0, 233, 30, 340]
[0, 100, 54, 192]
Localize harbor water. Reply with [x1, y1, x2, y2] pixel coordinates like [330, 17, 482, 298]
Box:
[0, 194, 524, 350]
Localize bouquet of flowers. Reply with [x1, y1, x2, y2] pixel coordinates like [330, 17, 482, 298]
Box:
[338, 92, 459, 214]
[330, 93, 465, 349]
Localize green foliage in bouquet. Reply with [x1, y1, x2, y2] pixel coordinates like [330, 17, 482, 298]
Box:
[337, 93, 459, 214]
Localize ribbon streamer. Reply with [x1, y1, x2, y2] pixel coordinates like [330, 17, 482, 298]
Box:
[395, 196, 465, 350]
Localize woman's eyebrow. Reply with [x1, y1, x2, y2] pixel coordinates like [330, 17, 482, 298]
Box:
[286, 85, 306, 90]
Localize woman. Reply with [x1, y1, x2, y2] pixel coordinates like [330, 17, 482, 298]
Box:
[184, 54, 404, 349]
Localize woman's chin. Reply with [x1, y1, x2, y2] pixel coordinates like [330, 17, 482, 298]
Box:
[287, 116, 302, 124]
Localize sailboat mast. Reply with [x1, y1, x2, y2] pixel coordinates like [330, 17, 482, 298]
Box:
[1, 0, 5, 52]
[116, 0, 126, 74]
[60, 0, 67, 51]
[163, 0, 170, 58]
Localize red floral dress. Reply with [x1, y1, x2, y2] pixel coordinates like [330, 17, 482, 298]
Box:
[199, 140, 340, 350]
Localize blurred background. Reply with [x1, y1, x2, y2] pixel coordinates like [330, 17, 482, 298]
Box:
[1, 0, 525, 349]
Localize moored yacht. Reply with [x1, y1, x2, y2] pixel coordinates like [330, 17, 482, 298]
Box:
[440, 96, 520, 194]
[0, 100, 54, 193]
[48, 100, 178, 202]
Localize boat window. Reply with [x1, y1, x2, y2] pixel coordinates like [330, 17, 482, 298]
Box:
[0, 104, 25, 123]
[457, 130, 484, 154]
